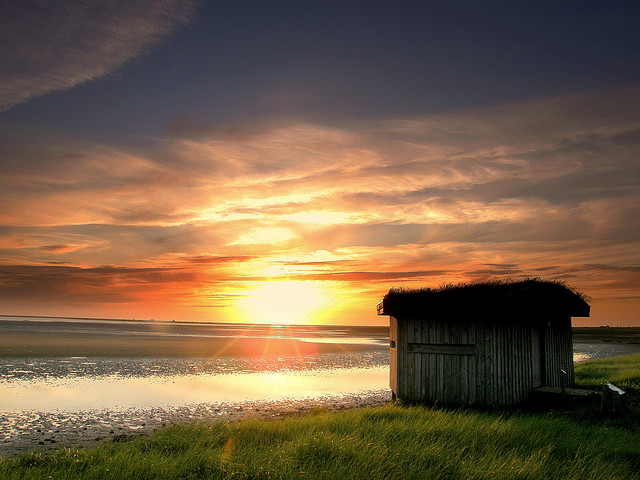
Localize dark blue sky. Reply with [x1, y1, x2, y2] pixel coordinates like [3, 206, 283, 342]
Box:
[3, 1, 639, 141]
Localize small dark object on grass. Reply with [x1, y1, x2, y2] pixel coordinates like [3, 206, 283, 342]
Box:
[601, 382, 626, 415]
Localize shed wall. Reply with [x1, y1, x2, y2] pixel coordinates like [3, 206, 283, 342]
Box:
[391, 314, 571, 406]
[389, 316, 398, 393]
[542, 315, 574, 386]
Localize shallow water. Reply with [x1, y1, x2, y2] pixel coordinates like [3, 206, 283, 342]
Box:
[572, 342, 640, 363]
[1, 317, 639, 457]
[0, 341, 636, 416]
[0, 351, 387, 381]
[0, 353, 389, 412]
[0, 350, 390, 457]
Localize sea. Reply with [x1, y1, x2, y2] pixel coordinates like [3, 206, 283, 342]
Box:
[0, 316, 391, 413]
[1, 316, 639, 456]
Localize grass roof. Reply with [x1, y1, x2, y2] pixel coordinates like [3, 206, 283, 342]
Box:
[379, 278, 590, 318]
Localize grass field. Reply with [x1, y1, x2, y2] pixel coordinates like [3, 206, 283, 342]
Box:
[574, 352, 640, 389]
[1, 354, 639, 480]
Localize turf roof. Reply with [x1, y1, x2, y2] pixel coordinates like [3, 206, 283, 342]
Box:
[378, 279, 590, 318]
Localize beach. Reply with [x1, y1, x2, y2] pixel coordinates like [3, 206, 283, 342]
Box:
[0, 318, 388, 358]
[2, 319, 640, 459]
[0, 317, 391, 458]
[0, 389, 393, 458]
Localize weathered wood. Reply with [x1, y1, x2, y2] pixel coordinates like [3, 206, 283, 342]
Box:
[383, 287, 586, 406]
[407, 343, 477, 355]
[389, 316, 398, 392]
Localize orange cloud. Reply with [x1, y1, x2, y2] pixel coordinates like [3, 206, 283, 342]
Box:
[1, 87, 639, 325]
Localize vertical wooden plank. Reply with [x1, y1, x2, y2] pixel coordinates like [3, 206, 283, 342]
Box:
[517, 323, 523, 403]
[531, 323, 537, 387]
[548, 319, 556, 386]
[443, 318, 451, 404]
[504, 322, 510, 405]
[389, 316, 398, 395]
[511, 323, 516, 404]
[452, 321, 459, 405]
[481, 323, 488, 406]
[496, 322, 502, 405]
[531, 324, 536, 390]
[468, 320, 476, 405]
[512, 323, 518, 404]
[419, 316, 426, 401]
[400, 318, 409, 400]
[447, 318, 452, 404]
[486, 322, 495, 406]
[407, 317, 416, 401]
[510, 323, 515, 405]
[483, 323, 490, 406]
[522, 323, 528, 401]
[397, 318, 404, 399]
[499, 322, 504, 406]
[567, 316, 575, 385]
[527, 323, 532, 395]
[460, 320, 469, 405]
[431, 319, 438, 401]
[478, 321, 485, 405]
[528, 323, 534, 395]
[423, 319, 430, 401]
[436, 318, 444, 402]
[518, 323, 529, 401]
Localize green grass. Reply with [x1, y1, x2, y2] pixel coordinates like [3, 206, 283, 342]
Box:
[2, 354, 640, 480]
[574, 352, 640, 390]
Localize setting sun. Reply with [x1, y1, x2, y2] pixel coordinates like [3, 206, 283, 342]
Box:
[237, 281, 333, 325]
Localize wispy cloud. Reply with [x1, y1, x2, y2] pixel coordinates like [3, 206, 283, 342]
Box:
[1, 87, 639, 324]
[0, 0, 199, 111]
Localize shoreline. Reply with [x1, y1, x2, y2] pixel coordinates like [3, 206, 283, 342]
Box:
[572, 327, 640, 344]
[0, 389, 392, 459]
[0, 331, 386, 358]
[1, 322, 638, 459]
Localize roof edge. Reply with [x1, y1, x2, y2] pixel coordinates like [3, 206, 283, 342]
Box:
[377, 279, 591, 318]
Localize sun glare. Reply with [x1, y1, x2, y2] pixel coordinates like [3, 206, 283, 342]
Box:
[237, 281, 332, 324]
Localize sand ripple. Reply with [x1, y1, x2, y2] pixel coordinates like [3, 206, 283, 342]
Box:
[0, 390, 392, 458]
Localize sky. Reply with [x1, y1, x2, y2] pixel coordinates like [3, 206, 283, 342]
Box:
[1, 0, 639, 326]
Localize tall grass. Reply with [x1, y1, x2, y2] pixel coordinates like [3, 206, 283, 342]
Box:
[1, 354, 640, 480]
[574, 352, 640, 389]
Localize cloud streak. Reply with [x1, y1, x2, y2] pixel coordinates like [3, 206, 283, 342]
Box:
[0, 0, 199, 111]
[0, 87, 639, 324]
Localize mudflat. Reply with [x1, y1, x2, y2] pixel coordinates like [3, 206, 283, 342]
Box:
[0, 317, 388, 357]
[573, 327, 640, 344]
[0, 330, 380, 357]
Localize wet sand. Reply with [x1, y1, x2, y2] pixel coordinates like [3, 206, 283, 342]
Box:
[0, 390, 392, 458]
[0, 330, 381, 358]
[0, 319, 391, 458]
[572, 327, 640, 345]
[6, 323, 638, 458]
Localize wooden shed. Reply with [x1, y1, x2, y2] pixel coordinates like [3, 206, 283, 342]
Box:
[377, 280, 590, 406]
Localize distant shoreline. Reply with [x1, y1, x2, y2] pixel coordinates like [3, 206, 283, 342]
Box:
[2, 314, 638, 332]
[573, 327, 640, 344]
[0, 314, 389, 330]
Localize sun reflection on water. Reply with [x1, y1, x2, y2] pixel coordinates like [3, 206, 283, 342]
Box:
[0, 366, 389, 413]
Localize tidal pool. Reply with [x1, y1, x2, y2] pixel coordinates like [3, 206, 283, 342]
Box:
[0, 365, 389, 412]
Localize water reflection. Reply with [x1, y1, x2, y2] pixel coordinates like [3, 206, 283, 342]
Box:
[0, 367, 388, 412]
[0, 351, 388, 381]
[573, 342, 640, 363]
